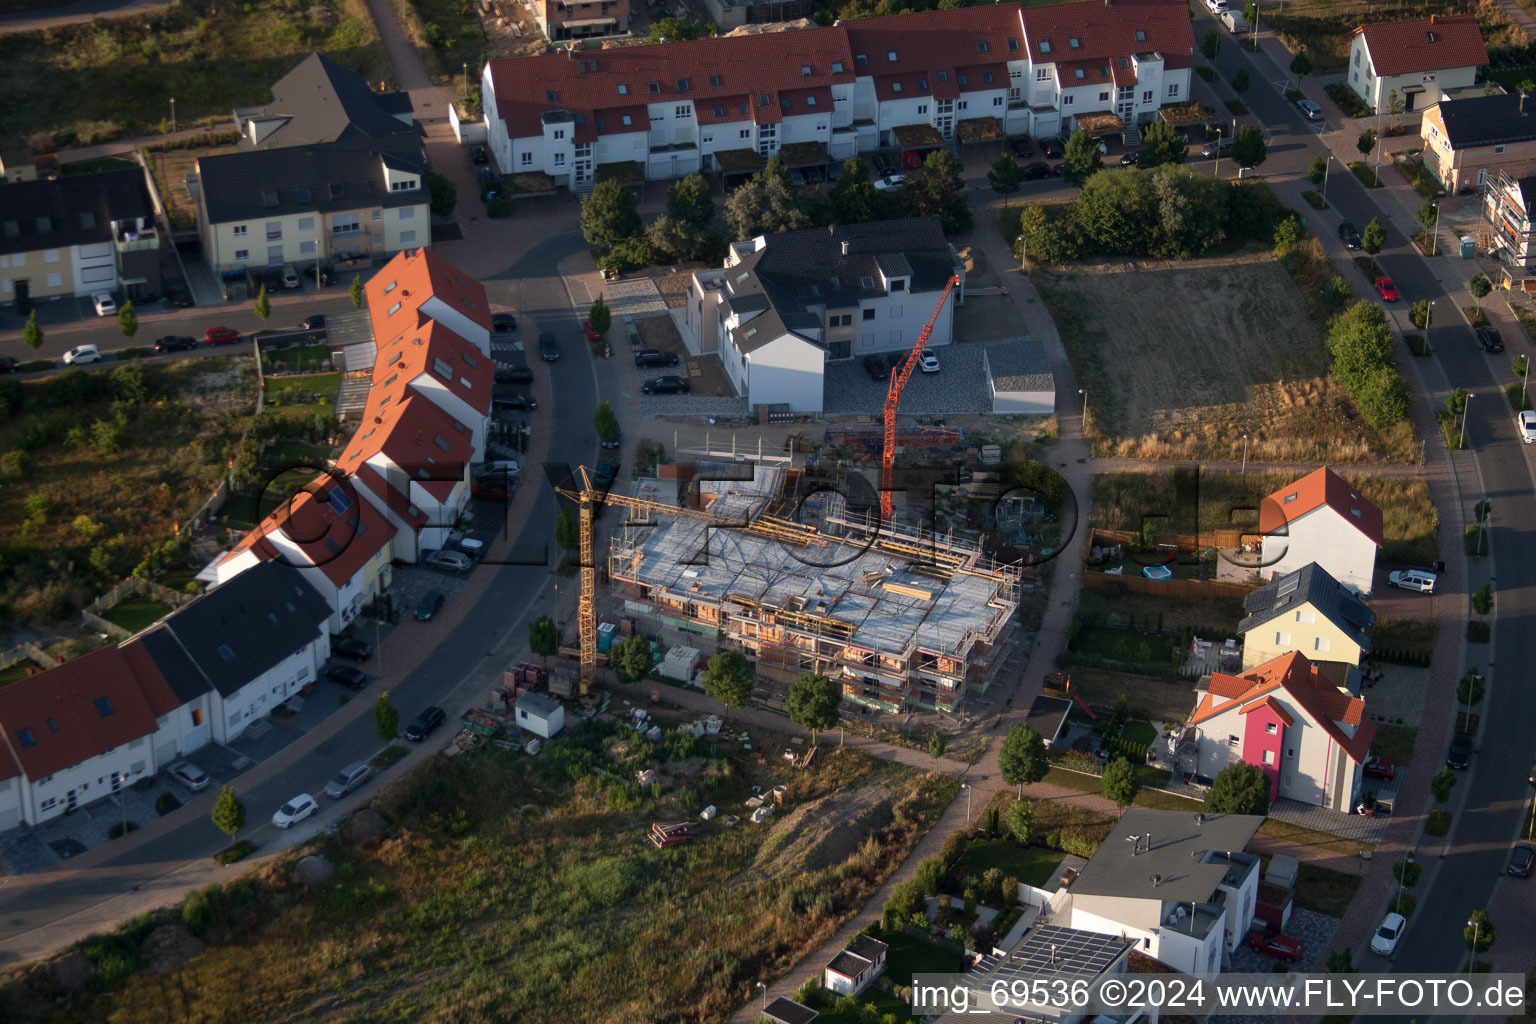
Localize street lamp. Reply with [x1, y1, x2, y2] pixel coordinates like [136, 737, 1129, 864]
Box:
[1459, 392, 1474, 449]
[757, 982, 767, 1010]
[1467, 916, 1481, 975]
[1523, 353, 1531, 406]
[115, 771, 129, 838]
[1322, 153, 1335, 201]
[1241, 433, 1250, 476]
[1078, 388, 1089, 432]
[1432, 198, 1443, 256]
[462, 62, 469, 99]
[1395, 850, 1414, 914]
[962, 782, 972, 823]
[169, 97, 176, 133]
[1214, 125, 1224, 179]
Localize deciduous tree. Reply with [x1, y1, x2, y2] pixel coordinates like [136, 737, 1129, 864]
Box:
[1060, 129, 1103, 187]
[1102, 756, 1141, 813]
[581, 179, 642, 249]
[1307, 156, 1327, 185]
[529, 615, 559, 667]
[117, 300, 137, 338]
[1206, 761, 1270, 815]
[1201, 28, 1220, 61]
[988, 155, 1022, 205]
[611, 633, 652, 682]
[374, 691, 399, 742]
[427, 171, 458, 219]
[702, 650, 753, 718]
[1004, 799, 1036, 845]
[592, 401, 618, 443]
[999, 725, 1049, 794]
[211, 786, 245, 837]
[253, 284, 270, 324]
[588, 295, 611, 336]
[928, 731, 948, 761]
[554, 505, 580, 552]
[1137, 121, 1187, 169]
[1357, 129, 1376, 156]
[649, 16, 696, 41]
[787, 672, 839, 741]
[905, 150, 970, 232]
[1231, 124, 1267, 168]
[666, 172, 714, 228]
[1362, 215, 1386, 254]
[22, 310, 42, 351]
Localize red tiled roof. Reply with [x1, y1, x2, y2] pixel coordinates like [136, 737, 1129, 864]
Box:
[1358, 15, 1488, 78]
[1021, 0, 1193, 71]
[221, 473, 398, 589]
[121, 636, 181, 718]
[0, 742, 17, 782]
[697, 96, 752, 125]
[353, 462, 428, 530]
[1259, 466, 1384, 547]
[372, 320, 493, 419]
[365, 248, 493, 341]
[0, 647, 161, 780]
[340, 393, 473, 504]
[1239, 695, 1294, 728]
[593, 104, 652, 133]
[1191, 651, 1374, 763]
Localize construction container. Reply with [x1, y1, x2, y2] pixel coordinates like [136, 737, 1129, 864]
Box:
[772, 785, 787, 804]
[662, 645, 701, 683]
[597, 621, 617, 653]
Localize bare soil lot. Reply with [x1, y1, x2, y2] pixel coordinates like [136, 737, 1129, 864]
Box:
[1035, 254, 1418, 463]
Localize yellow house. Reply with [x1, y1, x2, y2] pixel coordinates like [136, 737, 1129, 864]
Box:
[1236, 562, 1374, 688]
[1421, 91, 1536, 194]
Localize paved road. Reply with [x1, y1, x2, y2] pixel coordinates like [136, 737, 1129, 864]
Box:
[0, 0, 168, 33]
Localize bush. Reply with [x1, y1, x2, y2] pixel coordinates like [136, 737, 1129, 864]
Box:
[1409, 299, 1430, 329]
[1058, 827, 1102, 858]
[1349, 162, 1381, 188]
[1302, 189, 1328, 210]
[1430, 767, 1456, 804]
[1467, 621, 1490, 642]
[1469, 273, 1493, 298]
[1425, 809, 1452, 837]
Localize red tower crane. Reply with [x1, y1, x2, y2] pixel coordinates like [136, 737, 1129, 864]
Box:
[881, 275, 961, 527]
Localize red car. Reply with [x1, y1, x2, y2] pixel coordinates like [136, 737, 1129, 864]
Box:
[205, 326, 243, 345]
[1374, 277, 1400, 302]
[1247, 930, 1303, 962]
[582, 318, 604, 341]
[1363, 755, 1397, 781]
[902, 149, 924, 169]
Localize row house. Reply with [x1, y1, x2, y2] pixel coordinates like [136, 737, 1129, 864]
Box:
[482, 0, 1194, 187]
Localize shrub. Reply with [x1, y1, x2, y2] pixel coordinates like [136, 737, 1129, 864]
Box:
[1469, 273, 1493, 298]
[1059, 827, 1102, 858]
[1404, 334, 1430, 357]
[214, 840, 256, 864]
[1430, 768, 1456, 804]
[1393, 858, 1422, 887]
[0, 450, 34, 480]
[1425, 809, 1451, 836]
[1302, 189, 1328, 210]
[1409, 299, 1430, 329]
[1506, 381, 1531, 411]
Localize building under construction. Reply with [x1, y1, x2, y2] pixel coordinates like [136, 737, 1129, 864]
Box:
[604, 462, 1021, 713]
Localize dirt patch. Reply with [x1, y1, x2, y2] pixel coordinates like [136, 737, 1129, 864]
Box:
[637, 316, 737, 397]
[1035, 254, 1417, 464]
[744, 784, 892, 884]
[955, 294, 1026, 344]
[1069, 667, 1194, 722]
[1266, 0, 1525, 72]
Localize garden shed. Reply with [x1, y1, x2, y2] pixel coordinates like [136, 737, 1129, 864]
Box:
[984, 340, 1054, 415]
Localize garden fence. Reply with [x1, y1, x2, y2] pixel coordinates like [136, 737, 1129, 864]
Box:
[0, 642, 60, 674]
[1083, 571, 1256, 598]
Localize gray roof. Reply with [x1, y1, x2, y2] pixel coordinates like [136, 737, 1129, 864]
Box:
[763, 998, 819, 1024]
[1025, 695, 1072, 746]
[197, 135, 425, 225]
[243, 53, 417, 150]
[1237, 562, 1375, 653]
[826, 950, 872, 978]
[149, 562, 331, 699]
[0, 168, 152, 258]
[847, 934, 888, 961]
[516, 691, 562, 719]
[985, 338, 1054, 393]
[1068, 807, 1264, 903]
[1436, 91, 1536, 150]
[130, 626, 210, 705]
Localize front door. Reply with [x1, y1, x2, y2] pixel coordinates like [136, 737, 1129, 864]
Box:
[1405, 91, 1418, 112]
[65, 789, 77, 812]
[13, 279, 29, 315]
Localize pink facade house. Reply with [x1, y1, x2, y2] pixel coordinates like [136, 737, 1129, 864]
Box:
[1183, 651, 1374, 812]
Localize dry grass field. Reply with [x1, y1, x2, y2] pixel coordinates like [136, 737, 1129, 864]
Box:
[1265, 0, 1524, 73]
[1035, 253, 1419, 464]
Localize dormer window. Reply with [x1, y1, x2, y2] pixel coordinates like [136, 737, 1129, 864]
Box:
[832, 61, 844, 73]
[938, 70, 949, 82]
[545, 90, 557, 102]
[678, 77, 690, 91]
[917, 77, 928, 91]
[709, 74, 721, 86]
[855, 53, 868, 67]
[977, 40, 989, 53]
[649, 81, 661, 94]
[1008, 37, 1019, 51]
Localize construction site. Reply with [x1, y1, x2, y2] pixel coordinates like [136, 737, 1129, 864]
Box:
[597, 457, 1023, 714]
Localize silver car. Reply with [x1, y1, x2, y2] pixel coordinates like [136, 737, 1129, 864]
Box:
[323, 761, 372, 799]
[424, 549, 472, 572]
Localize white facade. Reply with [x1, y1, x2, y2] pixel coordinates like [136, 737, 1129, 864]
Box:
[352, 459, 471, 563]
[212, 637, 329, 743]
[400, 371, 490, 458]
[721, 331, 825, 413]
[1262, 508, 1379, 596]
[18, 735, 156, 826]
[1348, 33, 1480, 115]
[1189, 700, 1365, 812]
[515, 696, 565, 739]
[148, 696, 214, 768]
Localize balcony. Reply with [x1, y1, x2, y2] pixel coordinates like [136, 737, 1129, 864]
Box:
[114, 227, 159, 253]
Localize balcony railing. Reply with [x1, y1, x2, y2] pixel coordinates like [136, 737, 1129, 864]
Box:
[114, 227, 158, 253]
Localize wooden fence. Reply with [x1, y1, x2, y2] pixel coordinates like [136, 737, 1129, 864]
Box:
[1090, 527, 1249, 552]
[1083, 570, 1256, 599]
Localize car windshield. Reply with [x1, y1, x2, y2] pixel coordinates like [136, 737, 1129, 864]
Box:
[281, 800, 303, 815]
[1377, 924, 1396, 939]
[331, 772, 351, 787]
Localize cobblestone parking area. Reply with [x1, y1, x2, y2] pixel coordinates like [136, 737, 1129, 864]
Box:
[0, 771, 206, 875]
[389, 562, 476, 616]
[605, 278, 669, 320]
[823, 343, 994, 416]
[1216, 909, 1340, 1024]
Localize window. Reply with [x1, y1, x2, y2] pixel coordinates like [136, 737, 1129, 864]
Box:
[94, 696, 115, 717]
[780, 97, 791, 113]
[1035, 68, 1051, 81]
[621, 114, 633, 126]
[298, 216, 315, 231]
[387, 301, 402, 315]
[1062, 95, 1074, 106]
[993, 96, 1003, 106]
[801, 64, 812, 77]
[399, 207, 416, 221]
[891, 278, 905, 291]
[1283, 491, 1298, 504]
[1136, 29, 1146, 41]
[266, 221, 282, 240]
[1274, 631, 1291, 646]
[234, 249, 249, 262]
[887, 50, 898, 62]
[832, 61, 844, 74]
[1354, 50, 1361, 66]
[1495, 144, 1507, 154]
[1265, 723, 1278, 735]
[400, 230, 416, 244]
[45, 272, 61, 288]
[855, 53, 868, 67]
[1314, 636, 1331, 653]
[983, 71, 994, 84]
[1074, 68, 1085, 80]
[678, 77, 690, 92]
[892, 82, 902, 94]
[333, 214, 361, 235]
[1168, 83, 1179, 97]
[917, 103, 928, 115]
[1039, 39, 1051, 53]
[675, 104, 691, 117]
[740, 128, 750, 139]
[1262, 750, 1276, 765]
[521, 151, 533, 165]
[713, 104, 724, 117]
[977, 39, 989, 53]
[1228, 735, 1239, 747]
[1068, 36, 1080, 48]
[233, 224, 247, 237]
[1295, 609, 1315, 623]
[806, 95, 817, 107]
[299, 240, 316, 255]
[1099, 91, 1109, 101]
[862, 308, 876, 320]
[917, 77, 928, 91]
[617, 83, 629, 95]
[648, 81, 661, 94]
[1143, 89, 1153, 102]
[554, 152, 565, 165]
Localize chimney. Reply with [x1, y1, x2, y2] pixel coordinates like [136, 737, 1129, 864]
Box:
[841, 240, 850, 256]
[1146, 831, 1152, 850]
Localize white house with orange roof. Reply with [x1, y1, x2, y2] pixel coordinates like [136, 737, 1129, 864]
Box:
[339, 395, 474, 561]
[1182, 651, 1374, 812]
[365, 247, 493, 357]
[204, 473, 398, 631]
[1348, 14, 1488, 116]
[1257, 467, 1382, 597]
[369, 320, 493, 460]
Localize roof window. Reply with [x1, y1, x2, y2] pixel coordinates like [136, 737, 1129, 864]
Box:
[917, 77, 928, 90]
[17, 728, 35, 749]
[887, 50, 898, 62]
[329, 182, 345, 199]
[388, 301, 402, 315]
[781, 96, 791, 112]
[432, 356, 453, 378]
[1283, 491, 1298, 504]
[938, 70, 949, 82]
[956, 74, 967, 86]
[1069, 36, 1080, 48]
[95, 697, 115, 717]
[1074, 68, 1085, 79]
[261, 190, 279, 208]
[621, 115, 632, 126]
[855, 53, 868, 67]
[545, 90, 557, 102]
[617, 83, 628, 95]
[739, 102, 748, 114]
[760, 93, 771, 106]
[433, 435, 451, 453]
[462, 352, 478, 368]
[982, 71, 994, 84]
[1135, 29, 1146, 41]
[46, 718, 57, 732]
[977, 40, 989, 53]
[383, 280, 397, 294]
[892, 81, 903, 93]
[1008, 37, 1019, 51]
[709, 73, 721, 86]
[806, 95, 817, 107]
[324, 539, 342, 555]
[714, 104, 724, 117]
[326, 488, 352, 514]
[832, 61, 844, 74]
[217, 643, 236, 661]
[678, 77, 690, 91]
[1426, 31, 1437, 43]
[595, 116, 606, 131]
[1099, 65, 1109, 77]
[1039, 39, 1051, 53]
[648, 81, 661, 94]
[801, 64, 813, 77]
[860, 276, 875, 288]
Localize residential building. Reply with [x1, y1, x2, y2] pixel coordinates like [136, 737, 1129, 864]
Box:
[339, 393, 475, 562]
[514, 692, 566, 738]
[234, 53, 417, 151]
[365, 247, 494, 357]
[1182, 651, 1375, 812]
[150, 563, 333, 743]
[481, 0, 1194, 188]
[129, 627, 214, 766]
[1348, 14, 1488, 115]
[0, 646, 167, 828]
[702, 0, 815, 32]
[1258, 466, 1382, 596]
[933, 926, 1134, 1024]
[1421, 90, 1536, 193]
[1063, 808, 1263, 974]
[823, 934, 889, 996]
[606, 463, 1019, 712]
[1483, 169, 1536, 266]
[204, 474, 398, 631]
[1025, 694, 1072, 748]
[1237, 563, 1374, 686]
[0, 167, 162, 310]
[534, 0, 631, 41]
[368, 320, 493, 458]
[761, 998, 819, 1024]
[684, 217, 963, 411]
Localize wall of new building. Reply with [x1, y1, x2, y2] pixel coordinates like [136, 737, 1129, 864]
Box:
[0, 776, 19, 831]
[856, 282, 955, 356]
[1154, 914, 1223, 975]
[1, 246, 77, 303]
[418, 295, 492, 355]
[20, 735, 155, 826]
[1419, 109, 1536, 192]
[150, 696, 213, 767]
[1196, 697, 1343, 809]
[1216, 868, 1260, 950]
[1263, 511, 1378, 596]
[211, 639, 327, 743]
[1240, 607, 1365, 672]
[744, 333, 826, 413]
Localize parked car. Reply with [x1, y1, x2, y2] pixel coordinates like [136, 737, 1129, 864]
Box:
[404, 705, 446, 742]
[492, 312, 517, 333]
[1201, 136, 1235, 159]
[168, 289, 195, 307]
[325, 664, 369, 690]
[331, 636, 373, 661]
[1246, 930, 1302, 962]
[1119, 151, 1138, 166]
[0, 356, 18, 373]
[1387, 568, 1436, 593]
[1020, 161, 1052, 180]
[1362, 755, 1396, 781]
[635, 348, 679, 368]
[600, 429, 622, 451]
[918, 351, 940, 373]
[323, 761, 373, 799]
[863, 354, 888, 381]
[825, 161, 843, 183]
[1370, 912, 1406, 956]
[92, 292, 117, 316]
[1296, 97, 1323, 120]
[281, 264, 300, 289]
[582, 318, 605, 341]
[873, 174, 907, 192]
[872, 152, 896, 176]
[1337, 221, 1363, 249]
[63, 344, 102, 365]
[1373, 276, 1400, 302]
[1475, 327, 1504, 352]
[154, 335, 197, 352]
[1446, 732, 1473, 769]
[205, 326, 243, 345]
[473, 467, 517, 500]
[902, 149, 924, 169]
[1509, 843, 1535, 878]
[416, 590, 446, 621]
[424, 549, 472, 572]
[1205, 0, 1228, 11]
[641, 375, 691, 395]
[790, 166, 807, 187]
[1519, 409, 1536, 443]
[495, 364, 534, 384]
[473, 146, 488, 165]
[1041, 138, 1065, 159]
[168, 760, 211, 792]
[594, 461, 619, 489]
[303, 314, 327, 332]
[492, 393, 537, 412]
[272, 793, 319, 829]
[539, 332, 560, 362]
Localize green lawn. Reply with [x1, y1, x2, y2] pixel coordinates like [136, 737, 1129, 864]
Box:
[1044, 765, 1178, 802]
[102, 597, 171, 633]
[955, 838, 1063, 888]
[808, 983, 920, 1024]
[1121, 720, 1157, 747]
[882, 929, 964, 986]
[1293, 863, 1362, 919]
[1371, 725, 1417, 767]
[157, 567, 201, 592]
[1070, 626, 1177, 669]
[62, 156, 138, 175]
